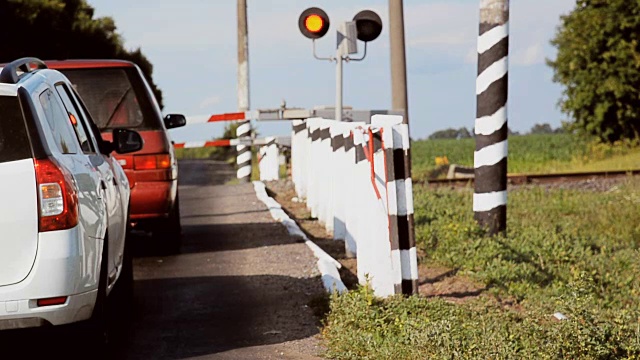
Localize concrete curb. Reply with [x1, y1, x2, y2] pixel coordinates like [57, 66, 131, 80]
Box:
[253, 181, 347, 294]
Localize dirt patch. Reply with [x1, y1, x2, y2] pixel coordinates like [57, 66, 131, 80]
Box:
[418, 265, 488, 303]
[265, 180, 487, 303]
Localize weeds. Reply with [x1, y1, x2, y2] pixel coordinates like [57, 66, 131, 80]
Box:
[323, 179, 640, 359]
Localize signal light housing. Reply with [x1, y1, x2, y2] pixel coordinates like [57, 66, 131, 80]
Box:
[299, 7, 330, 39]
[353, 10, 383, 42]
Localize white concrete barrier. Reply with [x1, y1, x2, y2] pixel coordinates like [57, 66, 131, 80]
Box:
[258, 137, 279, 181]
[290, 116, 418, 297]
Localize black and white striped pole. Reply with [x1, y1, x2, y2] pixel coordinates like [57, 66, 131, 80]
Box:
[235, 120, 252, 182]
[236, 0, 252, 182]
[474, 0, 509, 235]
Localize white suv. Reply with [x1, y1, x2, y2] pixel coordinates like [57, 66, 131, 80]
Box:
[0, 58, 141, 338]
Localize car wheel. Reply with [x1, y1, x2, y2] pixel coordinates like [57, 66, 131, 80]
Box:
[154, 192, 182, 254]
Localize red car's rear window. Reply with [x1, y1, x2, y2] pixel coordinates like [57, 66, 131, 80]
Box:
[59, 67, 160, 131]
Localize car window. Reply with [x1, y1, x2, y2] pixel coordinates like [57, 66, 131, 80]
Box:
[0, 96, 31, 163]
[55, 83, 94, 153]
[60, 68, 158, 131]
[39, 89, 78, 154]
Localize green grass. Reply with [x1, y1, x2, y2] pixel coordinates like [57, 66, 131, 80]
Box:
[322, 179, 640, 359]
[412, 134, 640, 181]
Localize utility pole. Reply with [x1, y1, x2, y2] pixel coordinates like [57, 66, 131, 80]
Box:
[388, 0, 409, 125]
[236, 0, 252, 182]
[388, 0, 416, 295]
[473, 0, 509, 235]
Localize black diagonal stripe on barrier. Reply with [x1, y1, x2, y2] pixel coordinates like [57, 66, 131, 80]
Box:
[408, 213, 416, 248]
[396, 214, 410, 250]
[372, 131, 383, 153]
[320, 128, 331, 140]
[393, 149, 407, 181]
[389, 215, 400, 250]
[293, 123, 306, 134]
[332, 135, 345, 151]
[310, 128, 321, 141]
[355, 144, 367, 163]
[344, 135, 354, 152]
[385, 149, 396, 182]
[402, 279, 418, 295]
[394, 283, 403, 295]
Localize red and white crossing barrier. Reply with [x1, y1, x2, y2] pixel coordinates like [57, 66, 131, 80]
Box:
[185, 111, 255, 124]
[174, 137, 286, 148]
[291, 115, 417, 297]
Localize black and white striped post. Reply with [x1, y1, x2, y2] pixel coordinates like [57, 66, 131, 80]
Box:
[474, 0, 509, 235]
[373, 115, 418, 296]
[236, 120, 252, 182]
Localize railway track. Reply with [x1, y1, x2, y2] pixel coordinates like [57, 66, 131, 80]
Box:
[419, 169, 640, 188]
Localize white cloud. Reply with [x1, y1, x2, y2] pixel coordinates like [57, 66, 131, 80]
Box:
[403, 0, 574, 66]
[409, 33, 469, 47]
[199, 95, 222, 109]
[512, 42, 544, 66]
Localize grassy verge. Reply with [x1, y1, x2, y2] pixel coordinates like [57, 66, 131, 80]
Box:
[322, 178, 640, 359]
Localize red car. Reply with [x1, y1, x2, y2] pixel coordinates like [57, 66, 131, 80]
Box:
[47, 60, 186, 253]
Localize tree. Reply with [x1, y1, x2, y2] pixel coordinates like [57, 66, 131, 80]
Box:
[0, 0, 163, 108]
[529, 123, 554, 135]
[429, 127, 472, 140]
[548, 0, 640, 143]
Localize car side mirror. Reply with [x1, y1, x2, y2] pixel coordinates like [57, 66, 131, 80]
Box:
[164, 114, 187, 129]
[112, 129, 144, 154]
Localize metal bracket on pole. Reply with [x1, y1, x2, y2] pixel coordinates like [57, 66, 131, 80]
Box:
[313, 39, 336, 62]
[346, 42, 368, 62]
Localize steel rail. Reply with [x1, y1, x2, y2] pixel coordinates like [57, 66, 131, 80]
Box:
[417, 169, 640, 188]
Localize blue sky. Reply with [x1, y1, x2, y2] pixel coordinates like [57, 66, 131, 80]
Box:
[87, 0, 575, 142]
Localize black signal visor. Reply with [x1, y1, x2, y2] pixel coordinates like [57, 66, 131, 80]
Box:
[353, 10, 383, 42]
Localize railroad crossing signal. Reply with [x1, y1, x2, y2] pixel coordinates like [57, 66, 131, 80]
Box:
[299, 7, 330, 39]
[353, 10, 383, 42]
[298, 7, 384, 122]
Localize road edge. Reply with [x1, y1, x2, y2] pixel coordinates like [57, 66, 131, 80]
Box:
[253, 181, 347, 294]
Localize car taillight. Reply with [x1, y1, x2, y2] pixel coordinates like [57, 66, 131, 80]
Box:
[34, 158, 79, 232]
[134, 154, 171, 170]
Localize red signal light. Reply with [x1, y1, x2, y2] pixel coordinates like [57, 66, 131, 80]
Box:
[299, 8, 330, 39]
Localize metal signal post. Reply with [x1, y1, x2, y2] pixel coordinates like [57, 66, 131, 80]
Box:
[299, 8, 383, 122]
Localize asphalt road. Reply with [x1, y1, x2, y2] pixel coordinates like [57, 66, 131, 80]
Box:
[1, 160, 326, 359]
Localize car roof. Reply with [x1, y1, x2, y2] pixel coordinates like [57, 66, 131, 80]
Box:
[0, 58, 82, 91]
[0, 83, 18, 96]
[45, 59, 136, 70]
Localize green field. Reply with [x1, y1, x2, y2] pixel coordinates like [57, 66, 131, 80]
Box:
[412, 134, 640, 181]
[322, 179, 640, 359]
